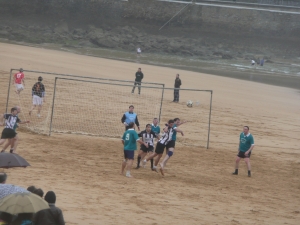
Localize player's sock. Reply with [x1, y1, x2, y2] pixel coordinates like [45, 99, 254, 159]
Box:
[150, 159, 154, 168]
[137, 156, 141, 167]
[248, 170, 251, 177]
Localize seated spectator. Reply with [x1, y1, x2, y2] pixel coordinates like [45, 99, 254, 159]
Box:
[27, 186, 36, 193]
[0, 212, 13, 225]
[34, 191, 65, 225]
[33, 188, 44, 198]
[0, 173, 7, 184]
[10, 213, 33, 225]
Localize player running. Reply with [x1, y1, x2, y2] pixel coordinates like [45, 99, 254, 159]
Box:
[0, 107, 30, 153]
[29, 76, 45, 118]
[136, 124, 159, 169]
[159, 118, 186, 176]
[142, 120, 175, 172]
[121, 122, 147, 178]
[13, 68, 25, 95]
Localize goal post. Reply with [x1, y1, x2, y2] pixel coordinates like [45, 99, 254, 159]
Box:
[5, 69, 164, 135]
[51, 77, 213, 149]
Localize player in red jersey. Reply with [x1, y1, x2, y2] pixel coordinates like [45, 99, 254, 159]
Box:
[13, 68, 25, 95]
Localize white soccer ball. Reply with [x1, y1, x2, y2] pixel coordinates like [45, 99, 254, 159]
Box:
[187, 100, 193, 107]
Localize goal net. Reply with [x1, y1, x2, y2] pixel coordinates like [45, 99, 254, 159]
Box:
[5, 69, 164, 136]
[51, 78, 213, 148]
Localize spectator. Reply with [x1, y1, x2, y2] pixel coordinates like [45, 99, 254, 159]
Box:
[34, 191, 65, 225]
[10, 213, 33, 225]
[136, 47, 142, 56]
[0, 212, 13, 225]
[173, 74, 182, 103]
[131, 68, 144, 95]
[27, 186, 37, 193]
[260, 58, 265, 66]
[33, 188, 44, 198]
[0, 173, 7, 184]
[251, 59, 256, 66]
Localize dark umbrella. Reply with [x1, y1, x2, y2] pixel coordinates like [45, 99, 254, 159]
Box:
[0, 153, 30, 168]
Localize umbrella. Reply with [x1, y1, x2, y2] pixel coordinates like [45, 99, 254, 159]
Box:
[0, 192, 49, 215]
[0, 153, 30, 168]
[0, 184, 29, 199]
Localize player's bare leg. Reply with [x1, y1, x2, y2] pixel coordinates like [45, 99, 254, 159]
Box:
[10, 136, 18, 153]
[0, 139, 6, 146]
[136, 150, 147, 169]
[244, 158, 251, 177]
[1, 139, 12, 152]
[153, 154, 163, 172]
[143, 152, 157, 167]
[29, 105, 36, 116]
[126, 159, 134, 178]
[37, 105, 42, 117]
[232, 156, 241, 175]
[121, 159, 127, 175]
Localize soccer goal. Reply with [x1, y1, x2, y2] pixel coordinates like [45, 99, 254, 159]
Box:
[5, 69, 164, 135]
[50, 78, 213, 149]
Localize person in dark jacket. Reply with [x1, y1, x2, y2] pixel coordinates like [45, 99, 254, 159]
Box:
[34, 191, 65, 225]
[10, 213, 33, 225]
[131, 68, 144, 95]
[173, 74, 182, 103]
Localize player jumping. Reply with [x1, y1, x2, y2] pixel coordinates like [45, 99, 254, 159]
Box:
[136, 124, 158, 169]
[142, 120, 175, 172]
[13, 68, 25, 95]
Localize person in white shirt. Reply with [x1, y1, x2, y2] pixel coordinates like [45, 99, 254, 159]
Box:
[137, 47, 142, 56]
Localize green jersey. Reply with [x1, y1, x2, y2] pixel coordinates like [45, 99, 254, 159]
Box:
[239, 133, 254, 152]
[172, 124, 177, 141]
[151, 124, 160, 135]
[122, 129, 140, 151]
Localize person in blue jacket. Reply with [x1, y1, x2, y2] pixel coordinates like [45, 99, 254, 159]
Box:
[121, 105, 140, 131]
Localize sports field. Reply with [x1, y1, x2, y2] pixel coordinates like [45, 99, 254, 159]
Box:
[0, 42, 299, 225]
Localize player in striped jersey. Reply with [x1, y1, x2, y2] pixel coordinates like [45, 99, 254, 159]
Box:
[0, 107, 29, 153]
[136, 124, 159, 169]
[142, 120, 175, 171]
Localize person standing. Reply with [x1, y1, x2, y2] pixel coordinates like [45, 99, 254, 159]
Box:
[151, 118, 160, 135]
[232, 126, 255, 177]
[29, 76, 45, 118]
[13, 68, 25, 95]
[137, 47, 142, 56]
[173, 74, 182, 103]
[121, 122, 147, 178]
[131, 68, 144, 95]
[121, 105, 140, 131]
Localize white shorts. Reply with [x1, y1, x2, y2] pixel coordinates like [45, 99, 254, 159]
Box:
[33, 95, 43, 105]
[15, 84, 24, 91]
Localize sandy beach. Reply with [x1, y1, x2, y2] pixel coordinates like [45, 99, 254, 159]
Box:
[0, 42, 299, 225]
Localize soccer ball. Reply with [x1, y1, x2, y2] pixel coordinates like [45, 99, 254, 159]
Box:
[187, 100, 193, 107]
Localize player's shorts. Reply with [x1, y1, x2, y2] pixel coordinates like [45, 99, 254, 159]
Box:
[140, 145, 154, 153]
[124, 150, 135, 160]
[166, 140, 176, 149]
[1, 128, 17, 139]
[33, 95, 43, 105]
[155, 142, 165, 155]
[237, 151, 251, 158]
[15, 84, 24, 91]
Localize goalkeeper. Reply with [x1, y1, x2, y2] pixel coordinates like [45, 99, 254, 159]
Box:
[121, 105, 140, 131]
[29, 76, 45, 118]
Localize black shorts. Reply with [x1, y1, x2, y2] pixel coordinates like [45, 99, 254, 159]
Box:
[237, 151, 251, 158]
[155, 142, 165, 155]
[1, 128, 17, 139]
[166, 140, 175, 149]
[140, 145, 154, 152]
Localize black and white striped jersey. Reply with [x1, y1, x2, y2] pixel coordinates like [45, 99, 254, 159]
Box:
[138, 130, 157, 146]
[158, 127, 174, 145]
[4, 114, 20, 129]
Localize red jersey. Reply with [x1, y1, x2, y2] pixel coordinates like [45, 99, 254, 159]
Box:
[14, 72, 25, 84]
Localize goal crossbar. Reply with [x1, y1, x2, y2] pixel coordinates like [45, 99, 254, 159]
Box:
[51, 77, 213, 149]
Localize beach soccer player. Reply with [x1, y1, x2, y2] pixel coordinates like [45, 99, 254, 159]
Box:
[151, 118, 160, 136]
[13, 68, 25, 95]
[136, 124, 158, 169]
[121, 122, 147, 178]
[121, 105, 140, 131]
[29, 76, 45, 118]
[143, 120, 175, 172]
[232, 126, 255, 177]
